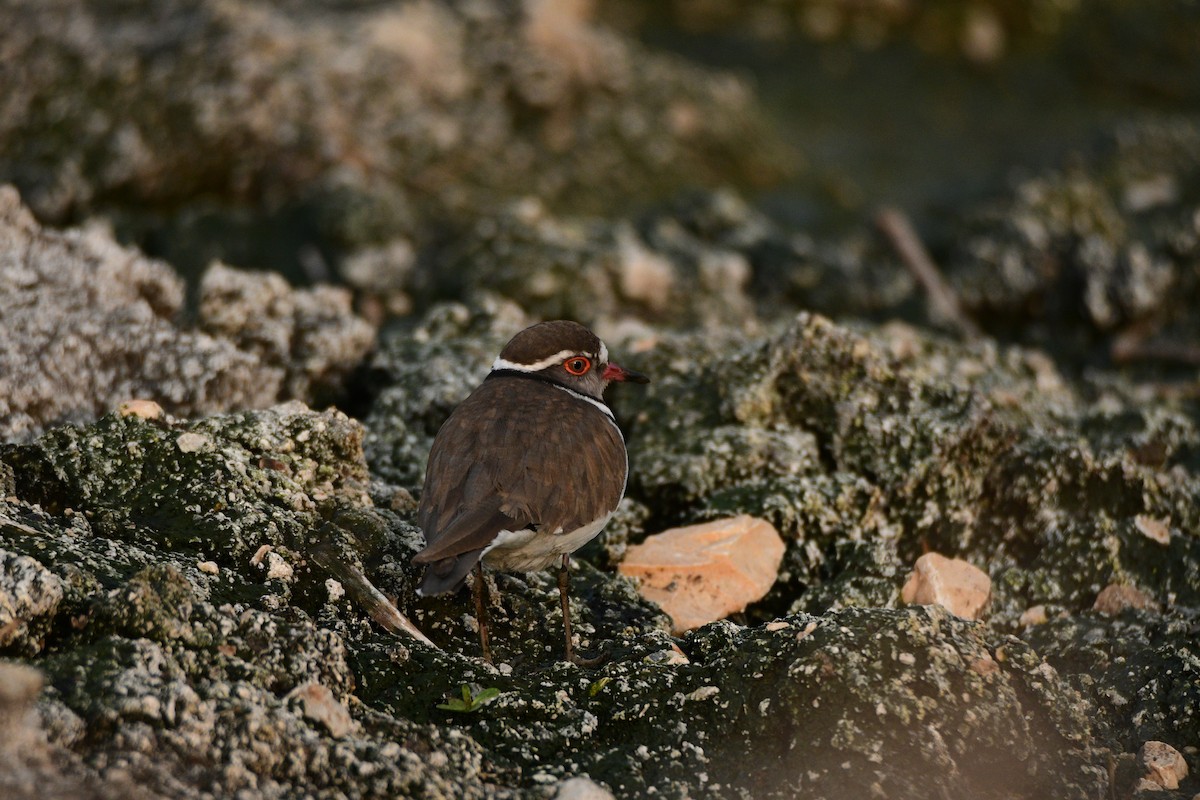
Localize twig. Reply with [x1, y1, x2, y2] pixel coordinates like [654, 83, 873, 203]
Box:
[876, 206, 982, 341]
[311, 546, 439, 649]
[0, 512, 43, 537]
[1111, 330, 1200, 366]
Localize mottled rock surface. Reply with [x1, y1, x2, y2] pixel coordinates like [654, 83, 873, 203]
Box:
[0, 187, 376, 441]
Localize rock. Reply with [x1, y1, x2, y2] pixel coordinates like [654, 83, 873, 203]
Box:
[0, 186, 271, 442]
[116, 400, 164, 421]
[1019, 605, 1049, 627]
[198, 262, 376, 402]
[946, 119, 1200, 360]
[0, 550, 64, 655]
[901, 552, 991, 620]
[0, 0, 787, 279]
[618, 515, 785, 633]
[0, 660, 42, 719]
[1134, 515, 1171, 546]
[286, 682, 356, 738]
[1093, 583, 1157, 616]
[0, 188, 376, 443]
[552, 776, 615, 800]
[1139, 741, 1188, 790]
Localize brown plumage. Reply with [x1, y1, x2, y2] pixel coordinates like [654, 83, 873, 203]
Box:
[411, 320, 648, 663]
[414, 375, 627, 589]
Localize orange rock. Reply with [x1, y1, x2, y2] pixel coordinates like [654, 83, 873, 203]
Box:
[618, 515, 785, 634]
[901, 552, 991, 620]
[117, 399, 164, 420]
[1139, 741, 1189, 790]
[1093, 583, 1157, 615]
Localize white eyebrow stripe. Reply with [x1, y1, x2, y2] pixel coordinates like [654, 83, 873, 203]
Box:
[599, 341, 609, 364]
[491, 349, 577, 373]
[552, 383, 618, 425]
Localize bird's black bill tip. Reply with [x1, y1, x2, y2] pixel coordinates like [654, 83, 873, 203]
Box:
[603, 362, 650, 384]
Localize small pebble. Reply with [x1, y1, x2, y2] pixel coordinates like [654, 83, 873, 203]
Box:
[1135, 514, 1171, 546]
[1139, 740, 1188, 790]
[1094, 584, 1156, 616]
[117, 399, 164, 420]
[175, 432, 209, 453]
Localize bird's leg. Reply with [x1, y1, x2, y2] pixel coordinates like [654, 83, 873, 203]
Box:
[474, 562, 492, 664]
[558, 554, 574, 664]
[558, 554, 608, 667]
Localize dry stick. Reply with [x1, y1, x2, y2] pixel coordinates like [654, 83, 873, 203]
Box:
[1111, 330, 1200, 366]
[876, 206, 982, 341]
[311, 546, 438, 649]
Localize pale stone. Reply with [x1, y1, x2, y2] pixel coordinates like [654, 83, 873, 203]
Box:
[197, 560, 219, 575]
[286, 682, 355, 738]
[1093, 583, 1156, 615]
[1139, 741, 1189, 790]
[175, 432, 209, 453]
[553, 776, 615, 800]
[900, 552, 991, 620]
[117, 399, 164, 420]
[1019, 605, 1048, 627]
[618, 515, 785, 634]
[1135, 514, 1172, 546]
[250, 544, 273, 565]
[265, 551, 293, 580]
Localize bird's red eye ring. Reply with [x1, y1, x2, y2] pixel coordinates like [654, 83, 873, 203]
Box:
[564, 356, 591, 375]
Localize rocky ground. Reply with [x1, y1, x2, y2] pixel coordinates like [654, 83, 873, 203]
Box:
[2, 2, 1200, 799]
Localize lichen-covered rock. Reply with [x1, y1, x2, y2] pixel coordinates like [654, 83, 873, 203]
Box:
[431, 189, 918, 330]
[0, 404, 526, 798]
[1024, 612, 1200, 756]
[198, 262, 376, 403]
[0, 551, 64, 655]
[946, 118, 1200, 360]
[0, 187, 377, 442]
[615, 311, 1200, 629]
[0, 186, 270, 442]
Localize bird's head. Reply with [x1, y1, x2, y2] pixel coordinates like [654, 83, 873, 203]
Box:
[491, 320, 649, 400]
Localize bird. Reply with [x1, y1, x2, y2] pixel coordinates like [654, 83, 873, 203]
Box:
[412, 320, 648, 664]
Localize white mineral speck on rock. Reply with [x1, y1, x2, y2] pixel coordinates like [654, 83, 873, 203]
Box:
[552, 776, 616, 800]
[250, 545, 273, 566]
[685, 686, 719, 702]
[265, 552, 293, 580]
[175, 432, 209, 453]
[197, 561, 219, 575]
[324, 579, 344, 601]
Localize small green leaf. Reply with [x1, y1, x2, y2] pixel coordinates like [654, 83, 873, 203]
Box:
[438, 685, 502, 713]
[588, 676, 611, 697]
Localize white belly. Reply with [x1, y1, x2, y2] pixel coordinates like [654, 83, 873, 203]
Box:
[482, 513, 613, 572]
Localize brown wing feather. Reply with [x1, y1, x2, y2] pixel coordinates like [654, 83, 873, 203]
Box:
[415, 376, 626, 563]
